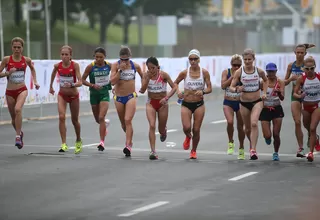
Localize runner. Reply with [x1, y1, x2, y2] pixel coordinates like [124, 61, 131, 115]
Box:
[229, 48, 268, 160]
[259, 63, 285, 161]
[49, 45, 83, 154]
[139, 56, 176, 160]
[82, 47, 112, 152]
[221, 54, 245, 159]
[293, 56, 320, 162]
[174, 49, 212, 159]
[0, 37, 40, 149]
[284, 43, 316, 157]
[110, 46, 143, 157]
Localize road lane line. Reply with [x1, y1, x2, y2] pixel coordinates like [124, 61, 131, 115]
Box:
[228, 172, 258, 181]
[155, 129, 178, 135]
[118, 201, 170, 217]
[211, 119, 226, 124]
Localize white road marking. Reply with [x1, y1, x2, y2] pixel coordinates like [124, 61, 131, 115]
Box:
[211, 119, 227, 124]
[228, 172, 258, 181]
[155, 129, 178, 135]
[118, 201, 170, 217]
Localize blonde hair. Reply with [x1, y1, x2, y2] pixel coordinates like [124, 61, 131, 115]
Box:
[231, 54, 242, 64]
[119, 45, 132, 56]
[11, 37, 24, 47]
[242, 48, 255, 59]
[304, 56, 316, 66]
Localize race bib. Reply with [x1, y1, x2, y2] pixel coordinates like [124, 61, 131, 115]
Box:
[95, 75, 110, 86]
[60, 76, 74, 87]
[9, 71, 25, 84]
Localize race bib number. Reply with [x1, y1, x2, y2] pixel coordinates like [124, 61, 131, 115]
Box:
[60, 76, 74, 87]
[95, 76, 110, 86]
[9, 71, 25, 84]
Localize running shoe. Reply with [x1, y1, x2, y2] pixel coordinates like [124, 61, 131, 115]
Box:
[190, 150, 197, 159]
[20, 131, 24, 146]
[149, 151, 158, 160]
[307, 152, 314, 162]
[296, 148, 306, 158]
[123, 144, 132, 157]
[265, 137, 272, 145]
[250, 149, 258, 160]
[160, 127, 167, 142]
[227, 142, 235, 155]
[74, 140, 83, 154]
[97, 141, 105, 151]
[59, 143, 68, 152]
[272, 152, 279, 161]
[15, 136, 23, 149]
[183, 136, 191, 150]
[238, 148, 245, 160]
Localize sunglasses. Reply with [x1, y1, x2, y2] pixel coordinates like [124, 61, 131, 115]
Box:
[232, 64, 241, 67]
[120, 58, 129, 61]
[304, 66, 315, 71]
[189, 58, 198, 61]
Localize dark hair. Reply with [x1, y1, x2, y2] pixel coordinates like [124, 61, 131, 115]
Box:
[119, 45, 132, 56]
[94, 47, 106, 56]
[295, 43, 316, 51]
[146, 56, 159, 66]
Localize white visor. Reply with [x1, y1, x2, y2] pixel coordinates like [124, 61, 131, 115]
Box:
[188, 49, 200, 58]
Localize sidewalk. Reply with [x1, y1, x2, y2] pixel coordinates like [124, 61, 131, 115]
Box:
[0, 89, 225, 125]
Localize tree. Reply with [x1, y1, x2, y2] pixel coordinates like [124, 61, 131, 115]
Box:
[14, 0, 21, 26]
[80, 0, 123, 45]
[50, 0, 80, 28]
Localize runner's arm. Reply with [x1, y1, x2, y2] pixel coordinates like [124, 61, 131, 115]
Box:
[202, 68, 212, 95]
[139, 71, 150, 93]
[82, 64, 94, 87]
[25, 57, 38, 85]
[229, 68, 241, 92]
[278, 79, 285, 101]
[258, 68, 268, 97]
[174, 70, 187, 94]
[284, 63, 293, 86]
[49, 63, 58, 89]
[293, 76, 303, 99]
[0, 56, 9, 78]
[110, 62, 120, 85]
[73, 62, 82, 87]
[221, 69, 232, 90]
[162, 71, 177, 99]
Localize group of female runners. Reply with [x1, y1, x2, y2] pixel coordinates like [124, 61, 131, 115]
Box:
[1, 37, 319, 162]
[222, 43, 319, 162]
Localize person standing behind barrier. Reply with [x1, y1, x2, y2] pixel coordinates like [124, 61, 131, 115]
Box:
[229, 48, 268, 160]
[82, 47, 112, 152]
[221, 54, 245, 160]
[174, 49, 212, 159]
[259, 63, 285, 161]
[139, 56, 177, 160]
[0, 37, 40, 149]
[110, 46, 143, 157]
[49, 45, 83, 154]
[293, 56, 320, 162]
[284, 43, 316, 157]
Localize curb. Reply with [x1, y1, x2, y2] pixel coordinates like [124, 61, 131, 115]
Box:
[0, 101, 177, 125]
[0, 93, 224, 126]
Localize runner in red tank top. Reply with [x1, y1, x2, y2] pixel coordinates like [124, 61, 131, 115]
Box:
[0, 37, 40, 149]
[139, 56, 176, 160]
[49, 45, 83, 154]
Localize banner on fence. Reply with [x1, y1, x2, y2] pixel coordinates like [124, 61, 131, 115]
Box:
[0, 53, 319, 106]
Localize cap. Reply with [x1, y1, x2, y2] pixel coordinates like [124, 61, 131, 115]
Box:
[266, 63, 277, 71]
[188, 49, 200, 58]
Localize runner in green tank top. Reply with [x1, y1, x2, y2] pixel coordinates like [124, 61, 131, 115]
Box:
[82, 47, 112, 151]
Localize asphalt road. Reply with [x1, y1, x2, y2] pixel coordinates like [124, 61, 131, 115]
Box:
[0, 91, 320, 220]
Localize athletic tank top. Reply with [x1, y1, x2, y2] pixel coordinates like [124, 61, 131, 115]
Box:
[89, 60, 112, 94]
[147, 72, 167, 93]
[301, 73, 320, 102]
[240, 66, 260, 92]
[118, 60, 136, 81]
[225, 68, 240, 98]
[184, 67, 205, 91]
[264, 80, 281, 107]
[7, 55, 27, 84]
[57, 61, 76, 87]
[291, 61, 304, 85]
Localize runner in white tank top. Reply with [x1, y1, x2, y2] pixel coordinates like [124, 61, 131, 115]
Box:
[221, 54, 245, 160]
[139, 56, 176, 160]
[258, 63, 285, 161]
[174, 49, 212, 159]
[229, 48, 268, 160]
[110, 46, 143, 157]
[293, 56, 320, 162]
